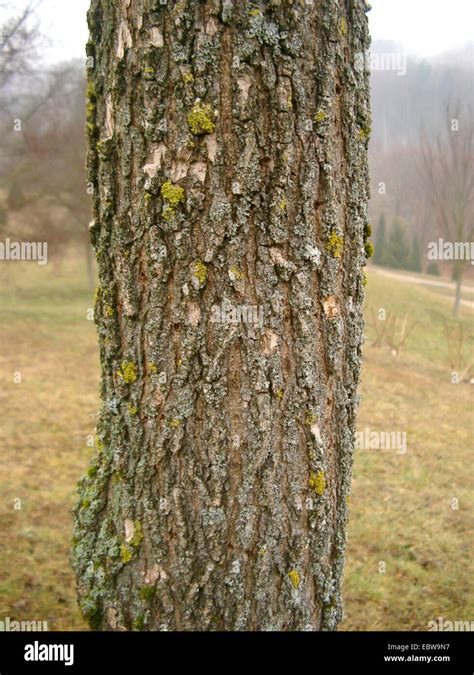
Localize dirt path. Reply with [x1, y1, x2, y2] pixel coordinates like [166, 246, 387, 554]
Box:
[370, 266, 474, 310]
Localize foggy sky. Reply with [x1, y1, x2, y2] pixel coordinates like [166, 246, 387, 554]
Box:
[2, 0, 473, 64]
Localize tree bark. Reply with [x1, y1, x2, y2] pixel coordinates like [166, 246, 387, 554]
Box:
[85, 235, 96, 293]
[72, 0, 371, 632]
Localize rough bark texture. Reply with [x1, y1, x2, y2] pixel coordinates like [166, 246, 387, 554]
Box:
[72, 0, 371, 632]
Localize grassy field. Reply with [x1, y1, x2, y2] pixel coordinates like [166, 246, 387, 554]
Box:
[0, 255, 472, 631]
[341, 269, 473, 630]
[0, 255, 97, 630]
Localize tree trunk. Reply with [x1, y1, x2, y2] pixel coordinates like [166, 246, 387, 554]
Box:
[73, 0, 371, 632]
[453, 266, 462, 318]
[453, 277, 462, 318]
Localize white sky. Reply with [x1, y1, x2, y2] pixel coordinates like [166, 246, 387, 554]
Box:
[2, 0, 474, 62]
[369, 0, 474, 56]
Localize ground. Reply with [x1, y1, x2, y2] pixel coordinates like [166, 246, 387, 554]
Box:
[0, 254, 472, 631]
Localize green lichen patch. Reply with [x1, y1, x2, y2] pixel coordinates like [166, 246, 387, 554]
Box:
[96, 138, 114, 161]
[121, 521, 143, 564]
[288, 569, 300, 589]
[127, 403, 138, 416]
[140, 585, 155, 602]
[162, 205, 175, 221]
[117, 361, 138, 384]
[363, 223, 374, 259]
[229, 266, 243, 281]
[181, 71, 194, 84]
[314, 110, 327, 123]
[133, 614, 145, 631]
[86, 81, 96, 107]
[130, 520, 143, 547]
[187, 102, 216, 136]
[161, 180, 185, 207]
[305, 411, 317, 426]
[160, 181, 185, 222]
[309, 470, 326, 496]
[86, 81, 97, 138]
[358, 126, 372, 142]
[121, 543, 133, 564]
[326, 231, 344, 259]
[193, 260, 208, 285]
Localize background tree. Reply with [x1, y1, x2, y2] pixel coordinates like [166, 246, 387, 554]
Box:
[0, 56, 94, 285]
[427, 261, 441, 276]
[0, 0, 42, 89]
[368, 43, 473, 249]
[409, 235, 422, 273]
[384, 219, 410, 270]
[0, 0, 42, 210]
[419, 106, 474, 316]
[19, 61, 94, 287]
[373, 212, 386, 265]
[73, 0, 371, 631]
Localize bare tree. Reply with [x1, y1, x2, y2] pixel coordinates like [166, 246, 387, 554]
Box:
[0, 56, 94, 287]
[419, 105, 474, 316]
[0, 1, 43, 210]
[0, 0, 42, 88]
[19, 61, 94, 287]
